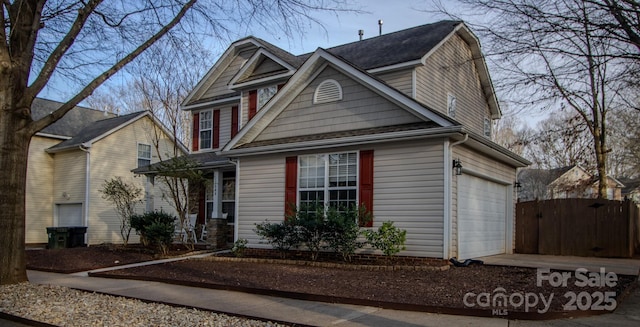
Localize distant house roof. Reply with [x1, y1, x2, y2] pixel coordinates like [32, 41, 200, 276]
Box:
[620, 178, 640, 195]
[47, 111, 147, 152]
[32, 98, 115, 138]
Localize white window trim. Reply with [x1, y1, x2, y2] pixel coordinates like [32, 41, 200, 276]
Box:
[297, 151, 359, 211]
[137, 142, 152, 168]
[199, 109, 213, 149]
[313, 79, 343, 104]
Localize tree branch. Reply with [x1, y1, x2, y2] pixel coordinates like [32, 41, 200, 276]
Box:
[29, 0, 198, 134]
[27, 0, 103, 99]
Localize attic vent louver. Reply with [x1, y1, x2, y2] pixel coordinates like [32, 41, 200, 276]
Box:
[313, 79, 343, 104]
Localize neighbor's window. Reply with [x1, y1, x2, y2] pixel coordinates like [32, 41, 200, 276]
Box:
[257, 85, 278, 110]
[447, 94, 456, 118]
[137, 143, 151, 168]
[199, 110, 212, 149]
[299, 152, 357, 214]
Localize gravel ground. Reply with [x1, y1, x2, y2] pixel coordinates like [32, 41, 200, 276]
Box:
[0, 283, 285, 327]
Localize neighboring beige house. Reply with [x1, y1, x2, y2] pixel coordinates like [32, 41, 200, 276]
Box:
[140, 21, 530, 259]
[26, 99, 183, 245]
[518, 165, 624, 201]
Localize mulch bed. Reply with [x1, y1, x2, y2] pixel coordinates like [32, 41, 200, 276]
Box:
[26, 244, 198, 273]
[28, 246, 639, 319]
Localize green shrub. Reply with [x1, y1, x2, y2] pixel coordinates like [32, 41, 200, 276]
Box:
[364, 221, 407, 257]
[325, 206, 366, 262]
[254, 220, 299, 256]
[231, 239, 248, 257]
[130, 211, 176, 255]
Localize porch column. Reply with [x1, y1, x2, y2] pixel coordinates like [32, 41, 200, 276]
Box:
[213, 170, 222, 218]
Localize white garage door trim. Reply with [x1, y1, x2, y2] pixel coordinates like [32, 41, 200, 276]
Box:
[457, 174, 510, 259]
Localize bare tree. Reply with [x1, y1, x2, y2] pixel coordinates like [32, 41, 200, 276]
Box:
[431, 0, 639, 198]
[0, 0, 354, 285]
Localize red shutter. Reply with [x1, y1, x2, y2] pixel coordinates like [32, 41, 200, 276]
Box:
[192, 113, 200, 151]
[231, 105, 239, 137]
[277, 83, 284, 90]
[248, 90, 257, 120]
[285, 156, 298, 219]
[359, 150, 374, 227]
[213, 109, 220, 149]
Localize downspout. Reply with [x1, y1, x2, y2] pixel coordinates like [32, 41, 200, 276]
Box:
[79, 143, 91, 245]
[444, 133, 468, 259]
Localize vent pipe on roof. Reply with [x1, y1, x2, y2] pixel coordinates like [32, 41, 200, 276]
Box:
[378, 19, 383, 36]
[358, 29, 364, 41]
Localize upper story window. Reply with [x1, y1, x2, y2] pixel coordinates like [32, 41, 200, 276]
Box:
[199, 110, 212, 149]
[484, 117, 492, 138]
[447, 94, 456, 118]
[258, 85, 278, 110]
[137, 143, 151, 168]
[313, 79, 343, 104]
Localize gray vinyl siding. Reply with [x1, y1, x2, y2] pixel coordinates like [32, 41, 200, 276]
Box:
[374, 140, 445, 257]
[415, 34, 491, 135]
[450, 145, 517, 256]
[237, 154, 285, 247]
[237, 139, 446, 257]
[252, 58, 286, 76]
[375, 69, 414, 98]
[201, 48, 256, 100]
[219, 106, 232, 149]
[255, 66, 423, 142]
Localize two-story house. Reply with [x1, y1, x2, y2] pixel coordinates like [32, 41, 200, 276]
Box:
[151, 21, 530, 259]
[26, 99, 183, 245]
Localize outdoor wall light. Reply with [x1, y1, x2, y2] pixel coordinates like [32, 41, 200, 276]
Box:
[514, 181, 522, 188]
[453, 159, 463, 175]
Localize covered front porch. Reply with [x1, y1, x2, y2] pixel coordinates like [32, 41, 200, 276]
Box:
[133, 152, 237, 247]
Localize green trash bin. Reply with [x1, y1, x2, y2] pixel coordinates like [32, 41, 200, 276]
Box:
[67, 227, 87, 248]
[46, 227, 70, 249]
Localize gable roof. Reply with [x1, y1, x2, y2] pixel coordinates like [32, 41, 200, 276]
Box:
[222, 48, 458, 153]
[183, 20, 500, 118]
[32, 98, 115, 138]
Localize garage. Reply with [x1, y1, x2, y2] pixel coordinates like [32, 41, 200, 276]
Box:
[457, 174, 509, 259]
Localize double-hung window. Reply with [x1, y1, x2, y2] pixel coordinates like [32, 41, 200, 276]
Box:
[298, 152, 358, 214]
[199, 110, 212, 149]
[137, 143, 151, 168]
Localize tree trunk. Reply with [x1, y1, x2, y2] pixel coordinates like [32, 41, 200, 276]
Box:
[0, 100, 33, 285]
[593, 125, 608, 199]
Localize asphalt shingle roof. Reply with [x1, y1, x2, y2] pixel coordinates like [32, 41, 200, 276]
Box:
[48, 111, 146, 151]
[32, 98, 115, 137]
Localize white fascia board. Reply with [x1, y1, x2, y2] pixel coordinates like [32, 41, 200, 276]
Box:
[230, 72, 294, 90]
[222, 126, 463, 157]
[228, 48, 296, 88]
[367, 60, 423, 74]
[35, 132, 72, 140]
[182, 38, 261, 106]
[180, 96, 241, 111]
[464, 130, 531, 167]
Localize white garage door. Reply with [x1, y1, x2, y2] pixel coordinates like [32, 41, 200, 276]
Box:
[458, 175, 508, 259]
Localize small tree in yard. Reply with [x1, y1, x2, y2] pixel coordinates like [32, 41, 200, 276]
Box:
[100, 177, 142, 246]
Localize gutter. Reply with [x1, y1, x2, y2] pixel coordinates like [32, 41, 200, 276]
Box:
[78, 143, 91, 245]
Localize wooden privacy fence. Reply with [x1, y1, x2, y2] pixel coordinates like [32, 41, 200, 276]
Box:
[515, 199, 640, 258]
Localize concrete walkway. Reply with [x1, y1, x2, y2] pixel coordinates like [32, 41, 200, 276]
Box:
[25, 252, 640, 326]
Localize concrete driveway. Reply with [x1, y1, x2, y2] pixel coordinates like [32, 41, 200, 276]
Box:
[479, 253, 640, 276]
